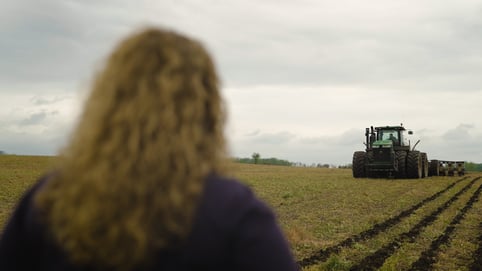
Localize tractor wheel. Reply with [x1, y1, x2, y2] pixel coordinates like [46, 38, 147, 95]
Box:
[429, 160, 439, 176]
[448, 165, 455, 176]
[421, 153, 429, 178]
[366, 151, 375, 178]
[407, 151, 422, 179]
[395, 151, 407, 179]
[439, 166, 448, 176]
[352, 151, 367, 178]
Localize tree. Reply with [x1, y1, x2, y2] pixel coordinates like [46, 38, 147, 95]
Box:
[465, 162, 482, 172]
[252, 152, 260, 164]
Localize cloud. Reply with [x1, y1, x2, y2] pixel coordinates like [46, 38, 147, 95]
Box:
[230, 128, 362, 165]
[0, 91, 79, 155]
[30, 95, 70, 105]
[412, 123, 482, 162]
[0, 0, 136, 89]
[298, 129, 360, 146]
[177, 0, 482, 91]
[19, 111, 48, 126]
[18, 110, 59, 126]
[244, 129, 261, 137]
[0, 128, 64, 155]
[248, 131, 296, 144]
[6, 0, 482, 92]
[1, 0, 482, 164]
[442, 124, 474, 141]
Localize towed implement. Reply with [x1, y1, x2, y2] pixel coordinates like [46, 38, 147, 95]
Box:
[352, 124, 464, 179]
[429, 160, 465, 177]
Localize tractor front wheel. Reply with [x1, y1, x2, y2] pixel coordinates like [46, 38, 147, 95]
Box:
[352, 151, 367, 178]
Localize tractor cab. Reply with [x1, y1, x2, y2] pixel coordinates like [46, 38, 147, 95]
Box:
[379, 129, 399, 145]
[366, 125, 411, 151]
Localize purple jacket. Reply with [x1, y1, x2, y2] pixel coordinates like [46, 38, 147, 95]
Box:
[0, 174, 299, 271]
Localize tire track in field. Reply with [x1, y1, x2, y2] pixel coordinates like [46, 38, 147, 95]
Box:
[297, 177, 467, 268]
[469, 220, 482, 271]
[349, 177, 480, 271]
[409, 181, 482, 270]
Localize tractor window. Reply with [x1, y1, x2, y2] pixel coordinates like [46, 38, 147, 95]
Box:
[381, 130, 398, 143]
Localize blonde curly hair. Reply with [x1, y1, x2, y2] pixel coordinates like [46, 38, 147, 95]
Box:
[35, 27, 227, 270]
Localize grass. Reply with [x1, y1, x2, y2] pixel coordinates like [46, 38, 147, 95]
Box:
[230, 164, 455, 252]
[430, 183, 482, 270]
[229, 163, 481, 270]
[0, 155, 55, 223]
[1, 156, 481, 270]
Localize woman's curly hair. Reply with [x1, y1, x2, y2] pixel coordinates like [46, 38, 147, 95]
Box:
[35, 27, 227, 270]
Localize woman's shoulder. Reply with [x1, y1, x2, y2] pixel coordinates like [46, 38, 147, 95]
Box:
[204, 175, 253, 199]
[203, 174, 265, 209]
[3, 174, 53, 233]
[10, 174, 51, 215]
[187, 174, 299, 271]
[197, 174, 273, 228]
[0, 174, 58, 269]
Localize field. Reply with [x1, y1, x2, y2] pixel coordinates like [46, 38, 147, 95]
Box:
[1, 155, 481, 270]
[229, 164, 482, 271]
[0, 155, 56, 224]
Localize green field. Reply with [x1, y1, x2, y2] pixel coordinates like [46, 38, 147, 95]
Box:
[0, 155, 55, 224]
[1, 155, 481, 270]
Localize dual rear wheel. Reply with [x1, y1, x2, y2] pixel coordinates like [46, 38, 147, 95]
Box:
[406, 151, 428, 179]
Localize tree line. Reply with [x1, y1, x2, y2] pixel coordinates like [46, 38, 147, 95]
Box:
[465, 162, 482, 172]
[233, 155, 292, 166]
[233, 153, 482, 171]
[233, 153, 339, 167]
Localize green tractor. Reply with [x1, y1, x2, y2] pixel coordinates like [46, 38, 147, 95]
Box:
[352, 125, 429, 179]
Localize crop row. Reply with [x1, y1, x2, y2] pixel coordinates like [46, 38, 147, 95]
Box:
[298, 176, 482, 270]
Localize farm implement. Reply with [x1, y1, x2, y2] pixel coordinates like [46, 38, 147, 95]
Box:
[352, 124, 465, 179]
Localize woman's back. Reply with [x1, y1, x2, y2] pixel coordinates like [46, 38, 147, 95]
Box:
[0, 174, 298, 270]
[0, 27, 298, 271]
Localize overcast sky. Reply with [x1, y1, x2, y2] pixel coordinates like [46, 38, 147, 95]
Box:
[1, 0, 482, 164]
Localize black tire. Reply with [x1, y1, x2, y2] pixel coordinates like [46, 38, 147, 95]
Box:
[395, 151, 407, 179]
[429, 160, 439, 176]
[407, 151, 422, 179]
[366, 151, 375, 178]
[421, 153, 429, 178]
[439, 166, 448, 176]
[352, 151, 366, 178]
[448, 163, 455, 176]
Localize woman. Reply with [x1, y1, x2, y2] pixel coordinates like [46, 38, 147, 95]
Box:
[0, 28, 298, 271]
